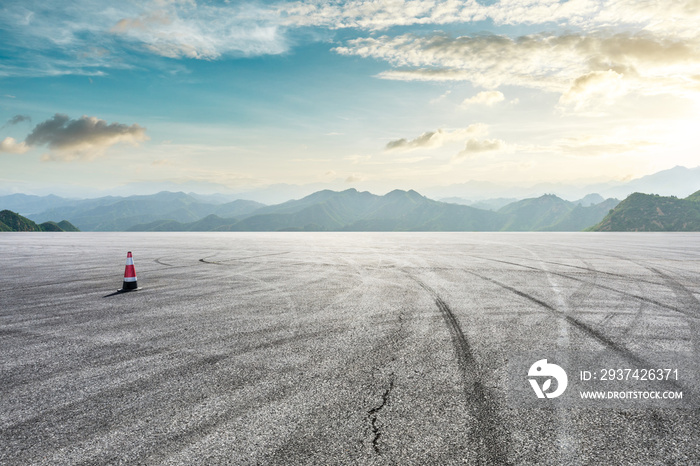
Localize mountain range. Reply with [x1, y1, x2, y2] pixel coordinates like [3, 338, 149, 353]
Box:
[0, 189, 619, 232]
[3, 180, 700, 232]
[16, 192, 264, 231]
[5, 165, 698, 205]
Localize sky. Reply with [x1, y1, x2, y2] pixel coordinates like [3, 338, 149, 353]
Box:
[1, 0, 700, 198]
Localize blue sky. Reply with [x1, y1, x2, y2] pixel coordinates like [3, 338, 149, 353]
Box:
[1, 0, 699, 198]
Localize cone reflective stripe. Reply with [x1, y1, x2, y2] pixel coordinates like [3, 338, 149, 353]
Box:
[119, 251, 139, 291]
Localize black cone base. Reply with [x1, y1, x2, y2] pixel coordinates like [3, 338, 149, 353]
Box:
[118, 280, 140, 292]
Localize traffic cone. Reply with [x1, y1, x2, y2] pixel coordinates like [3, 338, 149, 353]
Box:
[118, 251, 140, 292]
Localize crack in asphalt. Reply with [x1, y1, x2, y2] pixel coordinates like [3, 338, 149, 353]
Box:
[367, 377, 395, 454]
[365, 308, 405, 455]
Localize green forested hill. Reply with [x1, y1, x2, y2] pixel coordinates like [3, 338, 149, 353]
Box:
[0, 210, 80, 232]
[589, 191, 700, 231]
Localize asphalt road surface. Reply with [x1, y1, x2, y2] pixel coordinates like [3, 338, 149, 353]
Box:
[1, 232, 699, 464]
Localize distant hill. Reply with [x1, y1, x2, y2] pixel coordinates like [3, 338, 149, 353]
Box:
[470, 198, 519, 211]
[0, 194, 80, 216]
[495, 194, 619, 231]
[438, 197, 473, 206]
[589, 190, 700, 231]
[542, 198, 620, 231]
[23, 192, 265, 231]
[498, 194, 573, 231]
[0, 210, 79, 232]
[425, 165, 700, 201]
[126, 189, 617, 232]
[438, 197, 520, 211]
[57, 220, 81, 232]
[573, 193, 605, 207]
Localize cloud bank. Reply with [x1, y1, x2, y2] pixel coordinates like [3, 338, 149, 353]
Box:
[110, 2, 287, 59]
[283, 0, 700, 36]
[336, 31, 700, 107]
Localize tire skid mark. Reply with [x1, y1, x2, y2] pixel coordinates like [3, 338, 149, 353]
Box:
[0, 352, 231, 436]
[0, 274, 124, 293]
[1, 344, 168, 393]
[0, 259, 198, 293]
[144, 310, 401, 465]
[565, 257, 598, 303]
[472, 255, 694, 318]
[640, 264, 700, 358]
[198, 251, 290, 265]
[642, 265, 700, 317]
[490, 255, 665, 288]
[409, 275, 510, 465]
[573, 255, 679, 339]
[620, 297, 650, 339]
[154, 257, 173, 267]
[462, 269, 685, 392]
[611, 259, 650, 339]
[3, 328, 344, 394]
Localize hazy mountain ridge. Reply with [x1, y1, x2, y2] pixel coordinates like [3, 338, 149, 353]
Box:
[14, 184, 700, 232]
[121, 189, 618, 232]
[425, 165, 700, 202]
[0, 210, 79, 232]
[589, 191, 700, 231]
[18, 192, 264, 231]
[6, 165, 698, 205]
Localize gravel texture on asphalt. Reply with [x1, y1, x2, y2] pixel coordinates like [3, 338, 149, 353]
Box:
[1, 232, 699, 464]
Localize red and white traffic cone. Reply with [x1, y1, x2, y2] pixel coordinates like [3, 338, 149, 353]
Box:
[118, 251, 140, 292]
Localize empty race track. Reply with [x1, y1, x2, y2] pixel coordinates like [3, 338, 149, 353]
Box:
[1, 232, 699, 464]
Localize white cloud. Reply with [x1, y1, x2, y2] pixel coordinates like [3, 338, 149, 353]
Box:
[336, 32, 700, 106]
[546, 134, 655, 156]
[455, 138, 506, 158]
[558, 70, 627, 110]
[24, 114, 148, 161]
[281, 0, 598, 31]
[0, 0, 289, 77]
[385, 124, 488, 152]
[462, 90, 505, 107]
[110, 3, 288, 59]
[281, 0, 700, 38]
[0, 137, 30, 154]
